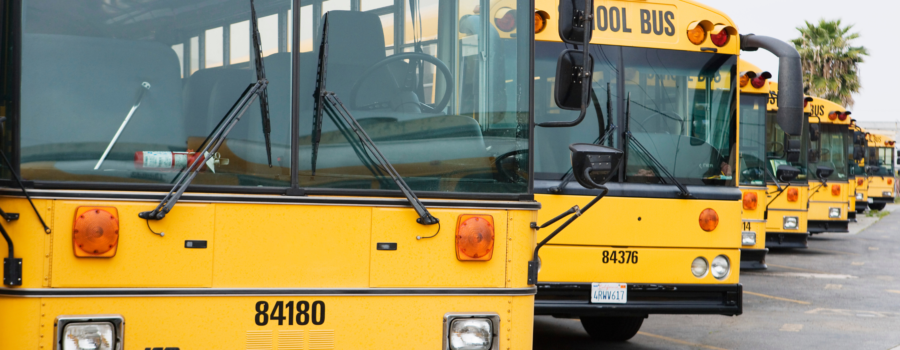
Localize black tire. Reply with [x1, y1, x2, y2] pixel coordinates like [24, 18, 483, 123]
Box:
[870, 202, 887, 211]
[580, 316, 644, 341]
[856, 206, 866, 214]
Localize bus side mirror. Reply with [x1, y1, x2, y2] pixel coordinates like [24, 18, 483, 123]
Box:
[570, 143, 622, 189]
[776, 165, 800, 182]
[866, 165, 878, 175]
[558, 0, 593, 44]
[809, 124, 820, 142]
[786, 139, 801, 162]
[816, 165, 834, 180]
[554, 51, 594, 110]
[854, 146, 864, 160]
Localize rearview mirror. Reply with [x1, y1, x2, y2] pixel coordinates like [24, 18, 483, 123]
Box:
[776, 165, 800, 182]
[816, 165, 834, 180]
[854, 145, 864, 160]
[570, 143, 623, 189]
[786, 138, 801, 162]
[554, 50, 594, 110]
[809, 124, 820, 142]
[558, 0, 593, 44]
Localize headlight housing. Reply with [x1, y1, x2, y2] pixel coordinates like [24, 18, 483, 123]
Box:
[444, 313, 499, 350]
[741, 232, 756, 246]
[55, 315, 123, 350]
[884, 191, 893, 197]
[856, 193, 864, 200]
[783, 216, 799, 230]
[711, 255, 730, 280]
[829, 207, 841, 218]
[691, 257, 708, 278]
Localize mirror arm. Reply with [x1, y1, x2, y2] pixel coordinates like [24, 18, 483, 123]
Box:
[538, 0, 593, 128]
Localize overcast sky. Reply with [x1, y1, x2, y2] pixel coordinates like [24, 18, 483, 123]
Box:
[702, 0, 895, 121]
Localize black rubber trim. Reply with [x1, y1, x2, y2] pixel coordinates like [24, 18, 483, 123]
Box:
[808, 220, 849, 233]
[870, 197, 894, 205]
[0, 188, 540, 210]
[0, 287, 537, 298]
[535, 283, 742, 317]
[740, 248, 767, 262]
[765, 231, 809, 249]
[534, 180, 742, 201]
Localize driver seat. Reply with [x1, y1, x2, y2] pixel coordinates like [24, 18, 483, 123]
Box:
[320, 11, 397, 108]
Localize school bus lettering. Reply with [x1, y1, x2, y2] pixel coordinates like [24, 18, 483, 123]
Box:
[810, 104, 826, 117]
[639, 9, 676, 36]
[255, 301, 326, 326]
[769, 91, 778, 105]
[596, 6, 634, 33]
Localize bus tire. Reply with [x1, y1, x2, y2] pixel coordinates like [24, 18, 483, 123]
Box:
[580, 316, 644, 341]
[869, 203, 887, 211]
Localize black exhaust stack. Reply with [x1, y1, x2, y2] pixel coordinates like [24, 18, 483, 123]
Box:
[741, 34, 804, 136]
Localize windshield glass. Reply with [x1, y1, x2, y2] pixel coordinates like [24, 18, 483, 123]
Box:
[739, 94, 766, 185]
[533, 44, 737, 187]
[868, 147, 895, 176]
[810, 123, 849, 181]
[14, 0, 531, 195]
[766, 111, 808, 182]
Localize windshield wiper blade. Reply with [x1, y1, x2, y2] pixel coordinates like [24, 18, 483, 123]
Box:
[95, 82, 151, 170]
[251, 0, 273, 168]
[623, 94, 692, 198]
[138, 0, 271, 227]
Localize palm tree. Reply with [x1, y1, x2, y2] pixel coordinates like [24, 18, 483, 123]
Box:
[791, 19, 869, 107]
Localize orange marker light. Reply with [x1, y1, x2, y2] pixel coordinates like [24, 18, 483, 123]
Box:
[831, 184, 841, 196]
[742, 192, 758, 210]
[456, 215, 495, 261]
[787, 188, 799, 202]
[699, 208, 719, 232]
[889, 178, 894, 185]
[534, 11, 548, 34]
[858, 178, 864, 186]
[687, 24, 706, 45]
[73, 207, 119, 258]
[739, 74, 750, 87]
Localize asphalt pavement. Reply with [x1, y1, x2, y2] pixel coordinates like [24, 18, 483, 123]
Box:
[534, 204, 900, 350]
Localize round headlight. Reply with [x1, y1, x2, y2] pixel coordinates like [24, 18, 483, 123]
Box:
[711, 255, 730, 280]
[691, 257, 708, 278]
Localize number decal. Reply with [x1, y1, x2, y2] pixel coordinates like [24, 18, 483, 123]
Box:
[254, 300, 326, 326]
[743, 222, 751, 231]
[255, 301, 269, 326]
[601, 250, 639, 264]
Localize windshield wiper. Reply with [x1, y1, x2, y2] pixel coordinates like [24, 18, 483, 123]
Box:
[95, 82, 151, 170]
[311, 14, 438, 229]
[623, 94, 692, 198]
[139, 0, 272, 227]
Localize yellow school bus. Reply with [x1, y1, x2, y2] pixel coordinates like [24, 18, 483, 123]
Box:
[865, 133, 897, 210]
[805, 97, 852, 234]
[852, 125, 870, 213]
[847, 120, 865, 221]
[0, 0, 560, 348]
[737, 63, 809, 268]
[530, 0, 803, 340]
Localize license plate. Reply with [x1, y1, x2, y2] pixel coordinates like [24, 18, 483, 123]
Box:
[590, 283, 627, 304]
[868, 198, 874, 203]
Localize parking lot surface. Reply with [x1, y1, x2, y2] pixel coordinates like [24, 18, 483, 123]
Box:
[534, 205, 900, 350]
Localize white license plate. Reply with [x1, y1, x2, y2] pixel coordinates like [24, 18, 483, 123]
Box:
[590, 283, 627, 304]
[868, 198, 874, 203]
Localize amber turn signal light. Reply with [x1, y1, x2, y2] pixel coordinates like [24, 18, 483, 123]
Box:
[73, 207, 120, 258]
[787, 188, 799, 202]
[831, 185, 841, 196]
[858, 178, 864, 186]
[687, 23, 706, 45]
[889, 178, 894, 185]
[742, 192, 758, 210]
[535, 11, 549, 34]
[456, 215, 495, 261]
[699, 208, 719, 232]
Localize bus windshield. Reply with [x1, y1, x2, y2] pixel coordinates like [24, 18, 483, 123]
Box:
[13, 0, 531, 195]
[810, 124, 849, 181]
[868, 147, 896, 176]
[533, 43, 737, 187]
[766, 111, 808, 182]
[739, 94, 766, 185]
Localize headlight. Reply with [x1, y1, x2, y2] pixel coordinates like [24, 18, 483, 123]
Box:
[691, 257, 708, 277]
[856, 193, 864, 200]
[829, 207, 841, 218]
[741, 232, 756, 246]
[884, 191, 893, 197]
[56, 315, 123, 350]
[449, 319, 493, 350]
[783, 216, 799, 230]
[711, 255, 730, 280]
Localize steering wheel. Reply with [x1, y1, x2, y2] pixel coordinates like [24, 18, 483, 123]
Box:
[350, 52, 453, 113]
[494, 149, 528, 184]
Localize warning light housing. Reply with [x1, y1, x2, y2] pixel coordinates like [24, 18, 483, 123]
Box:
[831, 184, 841, 196]
[534, 11, 549, 34]
[742, 192, 758, 210]
[858, 178, 864, 186]
[456, 215, 495, 261]
[686, 21, 710, 45]
[73, 207, 120, 258]
[699, 208, 719, 232]
[787, 188, 799, 202]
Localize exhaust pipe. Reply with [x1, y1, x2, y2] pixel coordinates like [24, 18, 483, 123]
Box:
[741, 34, 803, 136]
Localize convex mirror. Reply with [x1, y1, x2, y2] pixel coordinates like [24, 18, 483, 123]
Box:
[776, 165, 800, 182]
[554, 51, 594, 110]
[569, 143, 623, 189]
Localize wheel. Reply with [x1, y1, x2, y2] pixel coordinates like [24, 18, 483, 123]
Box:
[869, 202, 887, 211]
[856, 206, 866, 214]
[580, 316, 644, 341]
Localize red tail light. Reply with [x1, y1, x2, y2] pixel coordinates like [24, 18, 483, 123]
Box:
[828, 112, 839, 121]
[494, 8, 516, 32]
[838, 112, 849, 121]
[710, 30, 729, 47]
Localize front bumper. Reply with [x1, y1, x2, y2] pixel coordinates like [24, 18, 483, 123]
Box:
[535, 283, 742, 317]
[848, 211, 857, 222]
[765, 231, 809, 248]
[871, 197, 894, 205]
[808, 220, 849, 233]
[855, 201, 868, 211]
[740, 248, 768, 270]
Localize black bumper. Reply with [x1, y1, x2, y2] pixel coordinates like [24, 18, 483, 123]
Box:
[871, 197, 894, 205]
[535, 283, 742, 317]
[808, 220, 849, 233]
[765, 231, 808, 248]
[855, 201, 868, 210]
[740, 248, 767, 270]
